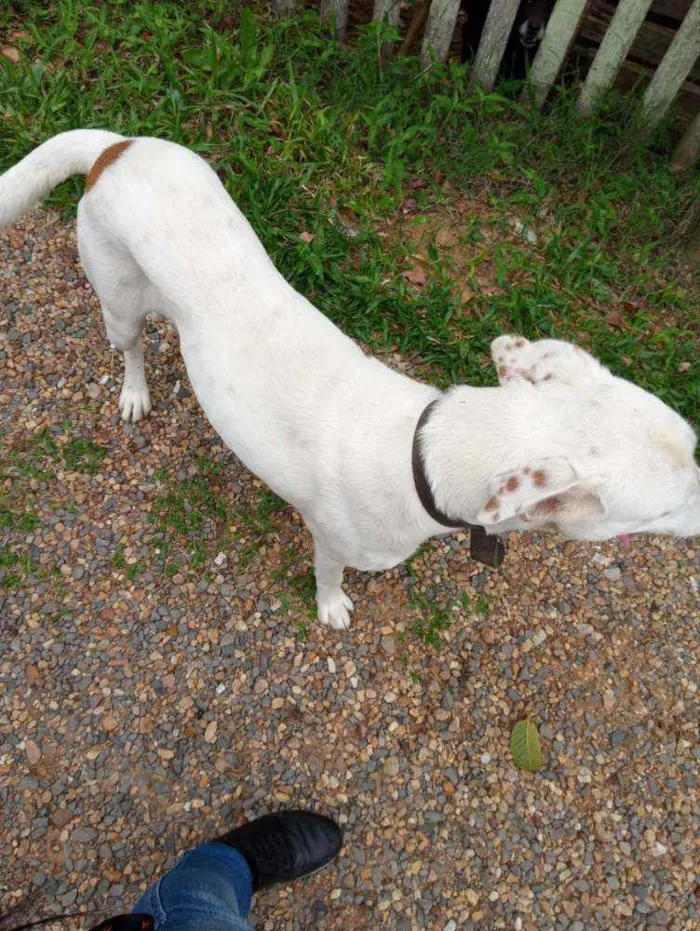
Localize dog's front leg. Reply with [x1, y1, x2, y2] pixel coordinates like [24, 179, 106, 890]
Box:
[314, 542, 353, 631]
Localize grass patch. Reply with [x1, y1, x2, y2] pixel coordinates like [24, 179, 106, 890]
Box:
[409, 590, 455, 650]
[62, 438, 108, 474]
[148, 458, 287, 575]
[149, 464, 228, 568]
[0, 2, 697, 424]
[288, 567, 317, 613]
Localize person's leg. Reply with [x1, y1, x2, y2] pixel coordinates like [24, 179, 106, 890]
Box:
[132, 843, 252, 931]
[95, 811, 343, 931]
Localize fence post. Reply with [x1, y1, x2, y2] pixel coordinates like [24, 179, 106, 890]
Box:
[577, 0, 653, 115]
[529, 0, 589, 106]
[373, 0, 401, 27]
[640, 0, 700, 131]
[271, 0, 297, 13]
[320, 0, 350, 40]
[421, 0, 462, 64]
[373, 0, 401, 59]
[671, 111, 700, 172]
[471, 0, 523, 90]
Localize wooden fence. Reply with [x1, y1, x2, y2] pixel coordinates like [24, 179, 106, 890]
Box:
[272, 0, 700, 170]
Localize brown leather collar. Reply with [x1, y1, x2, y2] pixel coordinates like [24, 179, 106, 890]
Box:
[412, 399, 507, 569]
[412, 399, 474, 529]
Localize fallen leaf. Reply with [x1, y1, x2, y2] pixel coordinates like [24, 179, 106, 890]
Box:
[2, 46, 20, 64]
[678, 361, 691, 373]
[510, 719, 542, 773]
[605, 310, 622, 328]
[436, 228, 456, 247]
[299, 231, 315, 244]
[459, 286, 474, 305]
[402, 264, 427, 287]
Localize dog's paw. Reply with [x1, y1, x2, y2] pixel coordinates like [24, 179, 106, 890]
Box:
[119, 383, 152, 423]
[317, 590, 354, 631]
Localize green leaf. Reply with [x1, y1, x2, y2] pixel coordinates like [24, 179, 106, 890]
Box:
[510, 719, 542, 773]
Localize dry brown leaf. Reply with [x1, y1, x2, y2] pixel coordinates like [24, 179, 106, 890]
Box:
[678, 361, 691, 373]
[436, 228, 456, 247]
[300, 231, 315, 244]
[459, 286, 474, 305]
[402, 264, 427, 287]
[2, 46, 20, 64]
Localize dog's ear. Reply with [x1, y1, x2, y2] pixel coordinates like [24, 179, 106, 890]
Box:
[491, 335, 612, 388]
[476, 456, 605, 525]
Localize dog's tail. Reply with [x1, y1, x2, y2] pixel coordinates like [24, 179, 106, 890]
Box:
[0, 129, 125, 227]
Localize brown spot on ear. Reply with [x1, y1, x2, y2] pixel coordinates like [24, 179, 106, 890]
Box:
[536, 495, 561, 515]
[533, 470, 547, 487]
[86, 140, 132, 192]
[506, 475, 520, 492]
[515, 338, 526, 348]
[484, 495, 499, 512]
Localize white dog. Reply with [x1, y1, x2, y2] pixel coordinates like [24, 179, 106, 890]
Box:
[2, 131, 699, 628]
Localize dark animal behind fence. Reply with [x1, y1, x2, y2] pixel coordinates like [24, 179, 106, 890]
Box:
[461, 0, 555, 81]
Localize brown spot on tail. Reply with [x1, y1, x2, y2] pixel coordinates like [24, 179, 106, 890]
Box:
[86, 140, 132, 192]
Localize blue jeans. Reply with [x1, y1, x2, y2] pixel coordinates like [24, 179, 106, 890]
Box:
[132, 843, 253, 931]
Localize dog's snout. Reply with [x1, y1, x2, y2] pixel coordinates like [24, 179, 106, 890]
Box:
[518, 19, 546, 48]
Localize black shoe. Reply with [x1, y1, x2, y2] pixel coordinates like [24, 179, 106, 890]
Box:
[214, 810, 343, 892]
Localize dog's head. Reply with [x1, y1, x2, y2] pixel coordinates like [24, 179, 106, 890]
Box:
[517, 0, 549, 48]
[475, 335, 700, 542]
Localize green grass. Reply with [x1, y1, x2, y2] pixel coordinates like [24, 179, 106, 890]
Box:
[62, 438, 108, 474]
[149, 461, 228, 567]
[1, 1, 698, 426]
[409, 590, 455, 649]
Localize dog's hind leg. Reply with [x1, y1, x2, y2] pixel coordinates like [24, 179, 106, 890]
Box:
[314, 541, 353, 630]
[77, 209, 153, 422]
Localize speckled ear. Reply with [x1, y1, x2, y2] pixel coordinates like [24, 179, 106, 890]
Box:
[476, 457, 603, 525]
[491, 335, 611, 388]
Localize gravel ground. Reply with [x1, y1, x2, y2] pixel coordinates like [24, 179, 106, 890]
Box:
[1, 211, 699, 931]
